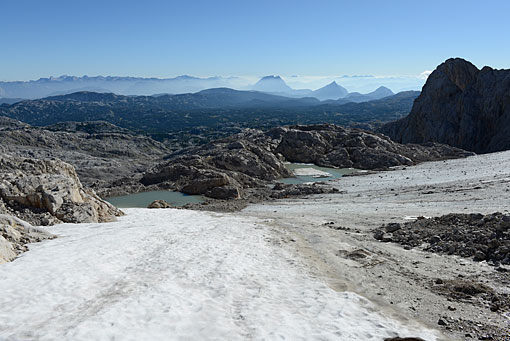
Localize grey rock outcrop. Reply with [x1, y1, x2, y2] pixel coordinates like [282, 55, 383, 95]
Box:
[141, 130, 292, 199]
[140, 124, 472, 199]
[271, 124, 473, 170]
[0, 119, 170, 197]
[0, 214, 55, 263]
[380, 58, 510, 153]
[0, 154, 123, 226]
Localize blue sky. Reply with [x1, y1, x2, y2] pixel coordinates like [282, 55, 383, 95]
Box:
[1, 0, 509, 81]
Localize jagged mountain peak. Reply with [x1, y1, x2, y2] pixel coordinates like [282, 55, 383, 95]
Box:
[323, 81, 340, 88]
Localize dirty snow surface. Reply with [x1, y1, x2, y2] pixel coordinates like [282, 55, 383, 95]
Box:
[0, 209, 437, 341]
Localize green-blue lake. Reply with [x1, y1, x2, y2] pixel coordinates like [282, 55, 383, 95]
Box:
[106, 190, 205, 208]
[106, 164, 356, 208]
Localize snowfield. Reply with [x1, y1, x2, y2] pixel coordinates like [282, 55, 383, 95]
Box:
[0, 208, 438, 340]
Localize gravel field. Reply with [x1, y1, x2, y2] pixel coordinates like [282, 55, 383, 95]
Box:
[241, 150, 510, 340]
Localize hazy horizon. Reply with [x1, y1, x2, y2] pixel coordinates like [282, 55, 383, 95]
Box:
[1, 0, 509, 85]
[0, 72, 429, 94]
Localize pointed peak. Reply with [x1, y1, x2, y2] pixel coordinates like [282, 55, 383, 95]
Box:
[367, 86, 394, 99]
[312, 81, 348, 100]
[317, 81, 342, 90]
[370, 86, 393, 92]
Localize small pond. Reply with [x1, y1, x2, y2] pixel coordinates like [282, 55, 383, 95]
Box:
[106, 190, 205, 208]
[106, 164, 356, 208]
[280, 163, 357, 184]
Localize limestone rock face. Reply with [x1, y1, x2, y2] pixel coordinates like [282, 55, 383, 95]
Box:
[0, 214, 55, 263]
[0, 154, 123, 226]
[380, 58, 510, 153]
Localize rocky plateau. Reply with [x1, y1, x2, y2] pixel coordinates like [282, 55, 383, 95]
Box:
[135, 124, 473, 202]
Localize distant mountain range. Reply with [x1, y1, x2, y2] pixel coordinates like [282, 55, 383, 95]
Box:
[344, 86, 394, 103]
[0, 75, 241, 100]
[245, 75, 392, 101]
[0, 88, 419, 136]
[0, 74, 394, 103]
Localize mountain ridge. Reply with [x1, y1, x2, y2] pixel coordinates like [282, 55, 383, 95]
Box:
[1, 74, 396, 102]
[0, 89, 419, 136]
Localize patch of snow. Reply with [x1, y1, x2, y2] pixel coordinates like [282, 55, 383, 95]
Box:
[293, 167, 332, 178]
[403, 215, 430, 220]
[0, 209, 438, 340]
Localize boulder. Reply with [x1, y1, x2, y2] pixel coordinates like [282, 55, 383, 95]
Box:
[180, 171, 233, 194]
[0, 214, 55, 263]
[0, 154, 123, 226]
[147, 200, 171, 209]
[385, 223, 402, 233]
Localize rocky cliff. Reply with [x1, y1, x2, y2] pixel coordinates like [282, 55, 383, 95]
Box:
[0, 154, 123, 226]
[380, 58, 510, 153]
